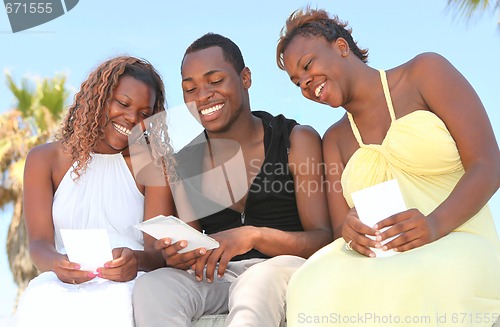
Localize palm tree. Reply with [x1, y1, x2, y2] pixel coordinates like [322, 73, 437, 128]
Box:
[447, 0, 500, 25]
[0, 73, 68, 310]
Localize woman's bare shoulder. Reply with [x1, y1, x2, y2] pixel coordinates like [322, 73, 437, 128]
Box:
[27, 140, 65, 161]
[26, 141, 73, 177]
[323, 114, 351, 146]
[322, 114, 357, 164]
[393, 52, 452, 80]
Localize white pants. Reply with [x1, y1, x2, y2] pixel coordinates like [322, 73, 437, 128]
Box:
[133, 255, 305, 327]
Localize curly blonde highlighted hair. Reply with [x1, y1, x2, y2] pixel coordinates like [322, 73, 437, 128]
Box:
[276, 7, 369, 69]
[58, 55, 175, 179]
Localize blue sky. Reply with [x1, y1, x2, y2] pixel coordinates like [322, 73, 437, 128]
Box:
[1, 0, 499, 317]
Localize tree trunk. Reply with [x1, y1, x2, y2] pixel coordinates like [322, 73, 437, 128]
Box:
[6, 195, 39, 311]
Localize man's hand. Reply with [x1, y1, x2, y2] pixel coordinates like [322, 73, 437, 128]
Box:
[154, 237, 206, 270]
[193, 226, 257, 282]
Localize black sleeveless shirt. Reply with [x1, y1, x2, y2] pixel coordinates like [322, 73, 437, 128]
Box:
[174, 111, 303, 260]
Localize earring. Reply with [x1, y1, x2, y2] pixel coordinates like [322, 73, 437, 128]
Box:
[343, 52, 348, 56]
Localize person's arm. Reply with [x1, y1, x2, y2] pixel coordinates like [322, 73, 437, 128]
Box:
[252, 125, 333, 256]
[192, 125, 333, 282]
[151, 178, 208, 270]
[322, 120, 378, 257]
[24, 143, 95, 284]
[99, 182, 177, 281]
[136, 184, 176, 271]
[322, 121, 349, 240]
[378, 53, 500, 251]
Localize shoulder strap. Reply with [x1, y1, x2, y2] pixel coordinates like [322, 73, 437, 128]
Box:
[379, 69, 396, 122]
[346, 112, 364, 146]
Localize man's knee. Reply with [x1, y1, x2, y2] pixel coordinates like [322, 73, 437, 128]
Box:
[234, 255, 305, 290]
[133, 269, 162, 309]
[133, 268, 195, 326]
[246, 256, 304, 279]
[133, 268, 182, 305]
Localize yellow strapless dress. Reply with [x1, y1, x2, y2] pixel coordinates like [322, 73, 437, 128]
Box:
[286, 70, 500, 327]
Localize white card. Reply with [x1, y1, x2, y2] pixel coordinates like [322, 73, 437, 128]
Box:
[351, 179, 407, 257]
[137, 215, 220, 253]
[60, 229, 113, 273]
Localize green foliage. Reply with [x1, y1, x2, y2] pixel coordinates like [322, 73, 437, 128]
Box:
[6, 75, 33, 117]
[5, 73, 68, 133]
[38, 76, 67, 123]
[447, 0, 500, 21]
[1, 73, 69, 209]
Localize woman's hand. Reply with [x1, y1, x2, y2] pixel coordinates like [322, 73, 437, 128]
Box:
[97, 247, 139, 282]
[341, 208, 379, 257]
[52, 254, 96, 284]
[374, 208, 438, 252]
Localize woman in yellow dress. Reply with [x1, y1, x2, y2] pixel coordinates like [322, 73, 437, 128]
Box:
[276, 7, 500, 327]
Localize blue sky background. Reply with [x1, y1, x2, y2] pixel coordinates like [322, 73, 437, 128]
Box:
[1, 0, 499, 317]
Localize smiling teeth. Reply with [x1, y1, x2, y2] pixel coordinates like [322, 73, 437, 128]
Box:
[201, 104, 223, 116]
[315, 82, 326, 98]
[113, 123, 131, 136]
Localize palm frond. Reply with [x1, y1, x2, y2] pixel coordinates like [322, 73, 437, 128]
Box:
[5, 75, 34, 118]
[38, 76, 68, 122]
[447, 0, 500, 27]
[1, 72, 69, 210]
[450, 0, 491, 14]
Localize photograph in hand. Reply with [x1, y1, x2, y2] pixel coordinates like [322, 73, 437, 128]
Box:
[137, 215, 220, 253]
[351, 179, 407, 257]
[60, 229, 113, 273]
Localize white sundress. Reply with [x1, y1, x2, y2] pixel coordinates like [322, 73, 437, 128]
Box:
[14, 153, 145, 327]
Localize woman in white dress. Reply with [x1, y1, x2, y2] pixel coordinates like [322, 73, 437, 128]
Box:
[14, 56, 176, 327]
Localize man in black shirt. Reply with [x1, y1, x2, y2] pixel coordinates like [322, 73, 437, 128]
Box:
[133, 33, 332, 327]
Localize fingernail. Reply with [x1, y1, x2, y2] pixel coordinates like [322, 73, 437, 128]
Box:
[374, 243, 381, 248]
[369, 253, 375, 258]
[180, 241, 187, 248]
[74, 264, 81, 270]
[104, 263, 110, 268]
[88, 272, 96, 278]
[96, 268, 101, 273]
[196, 276, 202, 282]
[382, 245, 388, 251]
[376, 235, 382, 241]
[393, 248, 398, 252]
[217, 274, 222, 279]
[207, 278, 212, 283]
[199, 248, 206, 255]
[164, 240, 170, 246]
[373, 224, 378, 230]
